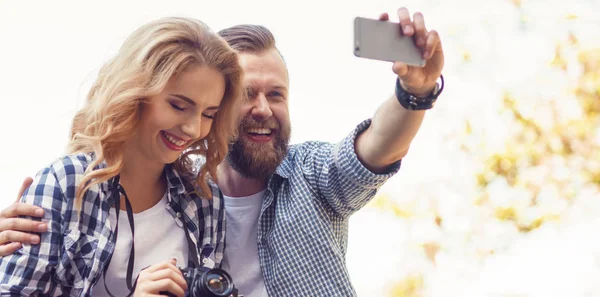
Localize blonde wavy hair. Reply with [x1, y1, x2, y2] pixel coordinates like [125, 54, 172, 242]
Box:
[69, 17, 243, 201]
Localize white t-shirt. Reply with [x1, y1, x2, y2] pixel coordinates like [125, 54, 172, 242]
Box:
[92, 193, 189, 297]
[221, 190, 269, 297]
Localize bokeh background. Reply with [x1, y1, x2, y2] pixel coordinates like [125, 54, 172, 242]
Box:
[1, 0, 599, 296]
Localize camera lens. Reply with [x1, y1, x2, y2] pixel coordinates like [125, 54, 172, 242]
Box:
[198, 268, 235, 296]
[206, 272, 230, 294]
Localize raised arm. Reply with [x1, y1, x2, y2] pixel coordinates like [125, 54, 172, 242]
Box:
[355, 8, 445, 173]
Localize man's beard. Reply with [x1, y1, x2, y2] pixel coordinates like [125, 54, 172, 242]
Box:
[226, 116, 291, 180]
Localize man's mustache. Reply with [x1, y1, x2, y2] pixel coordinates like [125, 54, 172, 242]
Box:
[239, 116, 280, 131]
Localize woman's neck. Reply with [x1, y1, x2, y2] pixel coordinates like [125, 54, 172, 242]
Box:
[117, 147, 167, 213]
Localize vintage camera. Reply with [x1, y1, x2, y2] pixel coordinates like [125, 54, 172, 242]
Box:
[162, 267, 239, 297]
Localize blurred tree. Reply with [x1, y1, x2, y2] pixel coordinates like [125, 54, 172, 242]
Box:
[374, 2, 600, 296]
[473, 40, 600, 232]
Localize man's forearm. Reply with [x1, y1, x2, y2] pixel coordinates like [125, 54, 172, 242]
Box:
[355, 94, 426, 173]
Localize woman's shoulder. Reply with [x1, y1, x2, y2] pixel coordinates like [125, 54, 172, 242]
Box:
[23, 153, 106, 210]
[41, 152, 103, 180]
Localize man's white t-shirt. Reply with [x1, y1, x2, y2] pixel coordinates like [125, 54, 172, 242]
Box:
[221, 190, 269, 297]
[92, 193, 189, 296]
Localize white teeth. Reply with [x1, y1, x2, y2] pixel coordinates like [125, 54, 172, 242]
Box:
[247, 128, 271, 135]
[163, 132, 186, 146]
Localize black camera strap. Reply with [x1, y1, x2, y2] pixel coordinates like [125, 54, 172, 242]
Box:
[103, 176, 138, 297]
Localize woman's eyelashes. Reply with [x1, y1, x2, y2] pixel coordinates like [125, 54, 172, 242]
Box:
[170, 102, 186, 111]
[170, 99, 217, 119]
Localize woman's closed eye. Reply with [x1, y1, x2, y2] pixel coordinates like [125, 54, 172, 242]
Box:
[170, 103, 186, 111]
[202, 106, 219, 119]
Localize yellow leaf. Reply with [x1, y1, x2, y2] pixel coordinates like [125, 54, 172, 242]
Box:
[566, 14, 578, 20]
[463, 50, 471, 62]
[388, 275, 424, 297]
[422, 242, 440, 265]
[369, 194, 413, 218]
[495, 207, 518, 222]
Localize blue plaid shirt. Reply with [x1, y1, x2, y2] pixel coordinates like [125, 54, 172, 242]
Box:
[0, 153, 226, 297]
[258, 119, 400, 296]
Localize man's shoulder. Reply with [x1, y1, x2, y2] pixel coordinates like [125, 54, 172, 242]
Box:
[287, 141, 334, 157]
[273, 141, 337, 178]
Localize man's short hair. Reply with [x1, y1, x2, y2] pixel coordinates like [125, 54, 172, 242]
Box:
[218, 25, 286, 67]
[218, 24, 276, 54]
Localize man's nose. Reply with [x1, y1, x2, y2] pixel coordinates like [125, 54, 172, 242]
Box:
[251, 93, 273, 119]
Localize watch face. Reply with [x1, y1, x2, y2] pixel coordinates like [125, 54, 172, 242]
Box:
[432, 83, 440, 96]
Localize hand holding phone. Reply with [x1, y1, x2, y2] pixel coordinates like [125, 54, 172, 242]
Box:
[353, 16, 426, 67]
[353, 9, 444, 98]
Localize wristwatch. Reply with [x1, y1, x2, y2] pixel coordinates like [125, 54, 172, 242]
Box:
[395, 74, 444, 110]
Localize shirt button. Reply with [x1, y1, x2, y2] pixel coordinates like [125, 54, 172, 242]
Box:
[176, 212, 182, 218]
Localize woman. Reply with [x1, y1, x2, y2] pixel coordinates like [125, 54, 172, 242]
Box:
[0, 17, 243, 297]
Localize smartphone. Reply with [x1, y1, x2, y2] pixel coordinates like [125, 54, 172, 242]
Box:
[353, 16, 426, 67]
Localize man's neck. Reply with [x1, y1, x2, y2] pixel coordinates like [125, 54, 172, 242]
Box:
[217, 162, 268, 197]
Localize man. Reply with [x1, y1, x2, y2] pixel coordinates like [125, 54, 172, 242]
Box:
[0, 8, 444, 296]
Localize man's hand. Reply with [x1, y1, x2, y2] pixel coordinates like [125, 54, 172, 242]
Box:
[0, 177, 47, 256]
[380, 8, 444, 97]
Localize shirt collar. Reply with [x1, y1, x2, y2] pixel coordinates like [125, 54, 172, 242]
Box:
[164, 163, 196, 204]
[273, 148, 293, 179]
[97, 160, 194, 206]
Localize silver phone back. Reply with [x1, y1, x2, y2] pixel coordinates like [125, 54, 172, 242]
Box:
[354, 17, 426, 67]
